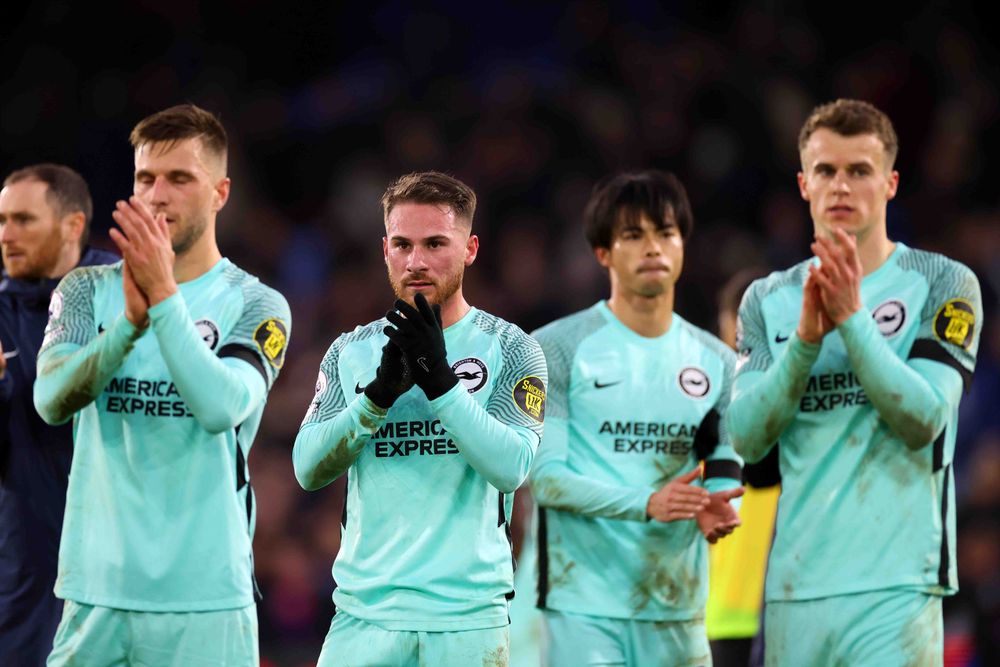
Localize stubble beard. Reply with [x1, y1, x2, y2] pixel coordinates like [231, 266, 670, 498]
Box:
[388, 266, 464, 306]
[171, 215, 208, 256]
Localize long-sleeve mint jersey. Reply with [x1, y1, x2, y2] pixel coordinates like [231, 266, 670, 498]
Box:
[33, 258, 290, 612]
[727, 243, 981, 602]
[293, 307, 546, 632]
[530, 302, 742, 622]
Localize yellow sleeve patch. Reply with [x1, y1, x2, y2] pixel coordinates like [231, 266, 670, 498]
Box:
[254, 318, 289, 369]
[512, 375, 546, 423]
[933, 299, 975, 349]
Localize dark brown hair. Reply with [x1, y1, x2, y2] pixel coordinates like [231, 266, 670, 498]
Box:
[798, 99, 899, 168]
[129, 104, 228, 166]
[4, 163, 93, 247]
[381, 172, 477, 226]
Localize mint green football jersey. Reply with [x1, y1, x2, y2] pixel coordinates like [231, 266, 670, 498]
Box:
[39, 258, 290, 611]
[736, 243, 981, 601]
[300, 308, 546, 632]
[531, 301, 742, 622]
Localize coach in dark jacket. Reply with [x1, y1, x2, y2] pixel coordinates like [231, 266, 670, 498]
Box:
[0, 164, 117, 666]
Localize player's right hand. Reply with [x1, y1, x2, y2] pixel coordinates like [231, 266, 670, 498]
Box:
[646, 467, 709, 522]
[364, 343, 414, 409]
[796, 265, 834, 344]
[120, 260, 150, 329]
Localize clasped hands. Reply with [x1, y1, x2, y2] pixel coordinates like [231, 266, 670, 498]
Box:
[108, 197, 178, 329]
[798, 227, 864, 344]
[646, 467, 745, 544]
[364, 293, 459, 409]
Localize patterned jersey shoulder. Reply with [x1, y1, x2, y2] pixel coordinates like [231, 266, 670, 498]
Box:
[744, 259, 811, 309]
[530, 306, 607, 377]
[41, 262, 124, 353]
[896, 246, 982, 376]
[472, 309, 544, 365]
[676, 316, 736, 368]
[219, 262, 291, 379]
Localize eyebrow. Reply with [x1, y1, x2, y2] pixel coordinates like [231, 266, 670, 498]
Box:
[389, 234, 450, 244]
[135, 169, 196, 180]
[0, 210, 36, 221]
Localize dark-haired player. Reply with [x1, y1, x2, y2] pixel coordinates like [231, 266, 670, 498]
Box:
[531, 170, 744, 666]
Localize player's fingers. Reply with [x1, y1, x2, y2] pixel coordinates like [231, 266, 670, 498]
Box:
[114, 202, 153, 245]
[676, 467, 702, 484]
[108, 227, 131, 252]
[128, 196, 158, 227]
[414, 292, 436, 323]
[393, 298, 422, 321]
[385, 311, 413, 330]
[714, 486, 745, 501]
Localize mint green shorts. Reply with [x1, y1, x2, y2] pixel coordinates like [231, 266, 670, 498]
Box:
[541, 609, 710, 666]
[317, 611, 509, 667]
[47, 600, 258, 666]
[765, 590, 942, 667]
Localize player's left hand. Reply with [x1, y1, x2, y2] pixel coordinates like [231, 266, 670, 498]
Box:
[109, 197, 178, 306]
[384, 293, 458, 401]
[696, 486, 744, 544]
[810, 228, 863, 325]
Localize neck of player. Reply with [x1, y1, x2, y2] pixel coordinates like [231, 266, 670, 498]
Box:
[438, 292, 472, 329]
[607, 287, 674, 338]
[175, 232, 222, 284]
[855, 223, 896, 276]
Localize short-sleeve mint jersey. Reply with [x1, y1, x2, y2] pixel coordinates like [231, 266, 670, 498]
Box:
[300, 307, 546, 631]
[531, 302, 741, 622]
[39, 258, 290, 611]
[735, 243, 981, 601]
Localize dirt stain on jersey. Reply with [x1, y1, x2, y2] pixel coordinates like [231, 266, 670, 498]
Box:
[482, 644, 508, 667]
[630, 545, 693, 613]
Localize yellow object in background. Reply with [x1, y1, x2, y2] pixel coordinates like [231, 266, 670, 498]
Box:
[705, 484, 781, 639]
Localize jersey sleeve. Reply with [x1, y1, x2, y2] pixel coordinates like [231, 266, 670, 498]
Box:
[293, 330, 389, 491]
[219, 284, 292, 389]
[529, 324, 650, 522]
[35, 266, 141, 425]
[734, 279, 773, 377]
[907, 262, 982, 391]
[697, 347, 743, 494]
[39, 267, 98, 355]
[429, 324, 547, 494]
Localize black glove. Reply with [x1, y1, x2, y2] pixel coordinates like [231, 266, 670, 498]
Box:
[384, 293, 458, 400]
[364, 342, 414, 409]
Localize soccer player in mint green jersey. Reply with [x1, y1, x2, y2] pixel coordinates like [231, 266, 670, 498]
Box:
[531, 170, 745, 667]
[727, 99, 983, 667]
[35, 105, 290, 666]
[293, 172, 546, 667]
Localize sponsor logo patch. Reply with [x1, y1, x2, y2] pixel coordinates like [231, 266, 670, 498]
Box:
[678, 367, 710, 399]
[49, 291, 63, 320]
[303, 370, 327, 422]
[512, 375, 546, 422]
[451, 357, 488, 393]
[195, 319, 220, 350]
[934, 299, 975, 349]
[872, 299, 906, 337]
[254, 318, 288, 369]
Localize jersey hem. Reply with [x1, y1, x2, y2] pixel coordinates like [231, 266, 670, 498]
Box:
[540, 598, 704, 623]
[56, 588, 255, 612]
[335, 603, 510, 632]
[764, 580, 955, 603]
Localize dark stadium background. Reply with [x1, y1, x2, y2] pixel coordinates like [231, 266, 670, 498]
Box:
[3, 2, 998, 665]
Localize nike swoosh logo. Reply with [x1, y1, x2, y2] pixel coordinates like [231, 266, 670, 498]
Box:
[355, 383, 366, 394]
[774, 334, 789, 343]
[594, 380, 621, 389]
[2, 349, 18, 360]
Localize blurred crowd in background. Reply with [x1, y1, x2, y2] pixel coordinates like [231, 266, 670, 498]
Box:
[3, 2, 998, 665]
